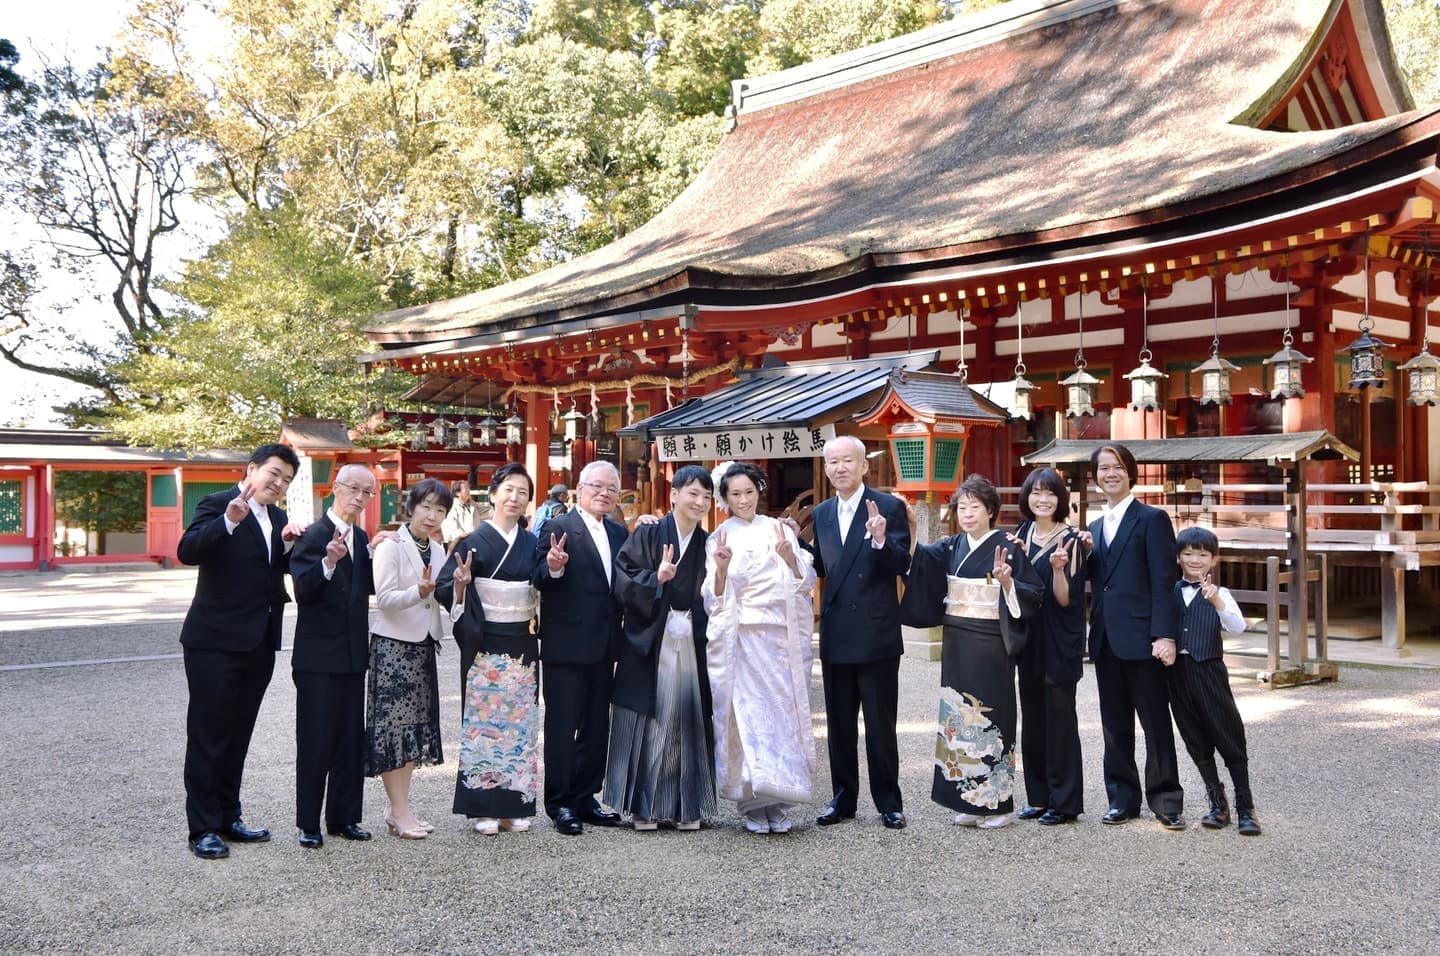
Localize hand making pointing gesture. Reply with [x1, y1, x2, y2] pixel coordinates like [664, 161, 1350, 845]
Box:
[322, 527, 347, 569]
[992, 544, 1014, 590]
[225, 483, 254, 524]
[656, 544, 678, 584]
[863, 498, 886, 541]
[546, 532, 569, 574]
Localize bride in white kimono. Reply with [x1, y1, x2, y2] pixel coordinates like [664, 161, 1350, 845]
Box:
[702, 462, 817, 834]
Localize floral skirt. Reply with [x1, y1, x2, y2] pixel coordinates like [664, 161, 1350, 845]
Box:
[454, 650, 540, 819]
[365, 634, 443, 776]
[932, 620, 1016, 815]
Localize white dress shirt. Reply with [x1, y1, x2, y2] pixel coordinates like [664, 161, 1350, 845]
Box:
[223, 482, 274, 562]
[1102, 493, 1136, 545]
[836, 487, 883, 549]
[1180, 579, 1246, 634]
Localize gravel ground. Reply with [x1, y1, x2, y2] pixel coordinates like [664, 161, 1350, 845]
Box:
[0, 568, 1437, 954]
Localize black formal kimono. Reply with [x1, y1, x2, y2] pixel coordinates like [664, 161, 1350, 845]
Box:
[604, 515, 716, 825]
[905, 530, 1041, 816]
[437, 522, 540, 820]
[1015, 521, 1086, 817]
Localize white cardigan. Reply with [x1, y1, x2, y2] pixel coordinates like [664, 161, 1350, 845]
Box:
[371, 524, 446, 643]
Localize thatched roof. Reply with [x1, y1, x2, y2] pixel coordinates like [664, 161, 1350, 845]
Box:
[367, 0, 1429, 348]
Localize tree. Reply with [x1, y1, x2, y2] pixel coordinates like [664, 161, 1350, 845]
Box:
[0, 43, 196, 410]
[751, 0, 943, 74]
[1383, 0, 1440, 106]
[107, 210, 395, 450]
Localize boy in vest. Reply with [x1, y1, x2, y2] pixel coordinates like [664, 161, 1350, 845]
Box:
[1170, 527, 1261, 836]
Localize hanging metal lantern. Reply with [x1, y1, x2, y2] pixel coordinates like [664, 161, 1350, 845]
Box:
[1346, 240, 1388, 390]
[504, 412, 525, 445]
[430, 414, 451, 446]
[1060, 360, 1102, 417]
[477, 414, 499, 447]
[1193, 348, 1240, 406]
[1344, 321, 1388, 390]
[1124, 349, 1166, 411]
[1008, 363, 1037, 421]
[562, 404, 587, 443]
[1263, 329, 1312, 399]
[1399, 342, 1440, 406]
[1061, 287, 1100, 417]
[454, 417, 473, 449]
[408, 418, 427, 451]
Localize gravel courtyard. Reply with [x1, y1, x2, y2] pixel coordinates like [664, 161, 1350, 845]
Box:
[0, 568, 1435, 954]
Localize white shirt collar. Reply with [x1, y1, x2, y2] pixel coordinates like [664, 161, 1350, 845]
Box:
[837, 486, 866, 510]
[580, 509, 607, 531]
[1104, 494, 1136, 524]
[326, 508, 352, 536]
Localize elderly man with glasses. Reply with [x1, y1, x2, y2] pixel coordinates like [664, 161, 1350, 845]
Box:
[288, 463, 381, 847]
[532, 461, 630, 835]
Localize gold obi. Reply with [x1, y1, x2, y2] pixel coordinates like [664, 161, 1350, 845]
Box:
[474, 579, 538, 623]
[944, 576, 1000, 621]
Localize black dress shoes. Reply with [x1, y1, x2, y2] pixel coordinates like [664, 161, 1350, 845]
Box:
[1101, 808, 1139, 825]
[189, 832, 230, 860]
[225, 820, 271, 843]
[579, 807, 621, 827]
[816, 806, 855, 826]
[1016, 806, 1047, 821]
[1038, 810, 1078, 826]
[326, 824, 372, 841]
[880, 811, 907, 830]
[298, 830, 324, 849]
[555, 808, 583, 836]
[1155, 812, 1187, 831]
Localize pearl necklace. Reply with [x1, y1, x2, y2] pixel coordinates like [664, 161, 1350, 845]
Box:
[1030, 523, 1066, 546]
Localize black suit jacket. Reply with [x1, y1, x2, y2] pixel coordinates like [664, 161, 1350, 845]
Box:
[532, 508, 626, 664]
[289, 515, 373, 675]
[809, 487, 911, 664]
[1086, 500, 1178, 661]
[177, 487, 290, 653]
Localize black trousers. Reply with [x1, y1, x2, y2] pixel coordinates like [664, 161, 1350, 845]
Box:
[1017, 669, 1085, 815]
[1167, 655, 1252, 802]
[183, 643, 276, 840]
[1093, 645, 1183, 816]
[541, 660, 615, 818]
[293, 670, 366, 832]
[820, 657, 903, 815]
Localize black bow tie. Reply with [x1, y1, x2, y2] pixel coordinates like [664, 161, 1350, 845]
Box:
[1181, 580, 1203, 590]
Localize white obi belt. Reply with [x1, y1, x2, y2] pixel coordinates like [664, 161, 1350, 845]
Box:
[943, 576, 1001, 621]
[475, 579, 538, 623]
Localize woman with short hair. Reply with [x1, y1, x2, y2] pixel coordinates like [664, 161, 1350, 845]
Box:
[367, 477, 453, 839]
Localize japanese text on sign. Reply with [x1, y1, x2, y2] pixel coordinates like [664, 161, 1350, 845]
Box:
[656, 424, 837, 461]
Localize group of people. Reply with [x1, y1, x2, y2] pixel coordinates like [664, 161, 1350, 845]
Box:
[179, 436, 1260, 860]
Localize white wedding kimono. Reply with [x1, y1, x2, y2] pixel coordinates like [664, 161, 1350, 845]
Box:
[702, 514, 818, 809]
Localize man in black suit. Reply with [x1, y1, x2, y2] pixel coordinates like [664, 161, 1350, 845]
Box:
[808, 436, 912, 830]
[1081, 442, 1185, 830]
[533, 460, 628, 835]
[288, 463, 378, 847]
[178, 443, 304, 860]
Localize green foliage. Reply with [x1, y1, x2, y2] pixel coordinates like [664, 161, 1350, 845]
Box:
[107, 211, 405, 450]
[752, 0, 943, 73]
[52, 471, 148, 537]
[1383, 0, 1440, 106]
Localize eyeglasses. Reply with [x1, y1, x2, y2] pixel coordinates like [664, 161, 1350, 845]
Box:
[335, 481, 378, 500]
[580, 481, 620, 496]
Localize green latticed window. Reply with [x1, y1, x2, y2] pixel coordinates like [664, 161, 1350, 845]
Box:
[932, 438, 965, 483]
[893, 438, 927, 482]
[380, 484, 400, 525]
[0, 480, 22, 535]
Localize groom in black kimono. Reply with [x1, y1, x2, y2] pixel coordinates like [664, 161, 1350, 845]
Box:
[605, 464, 716, 828]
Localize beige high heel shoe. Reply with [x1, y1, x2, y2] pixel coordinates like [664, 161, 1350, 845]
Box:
[385, 812, 428, 839]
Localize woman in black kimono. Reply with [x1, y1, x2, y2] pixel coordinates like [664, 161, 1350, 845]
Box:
[604, 464, 716, 831]
[904, 474, 1041, 829]
[437, 462, 540, 836]
[1012, 467, 1087, 826]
